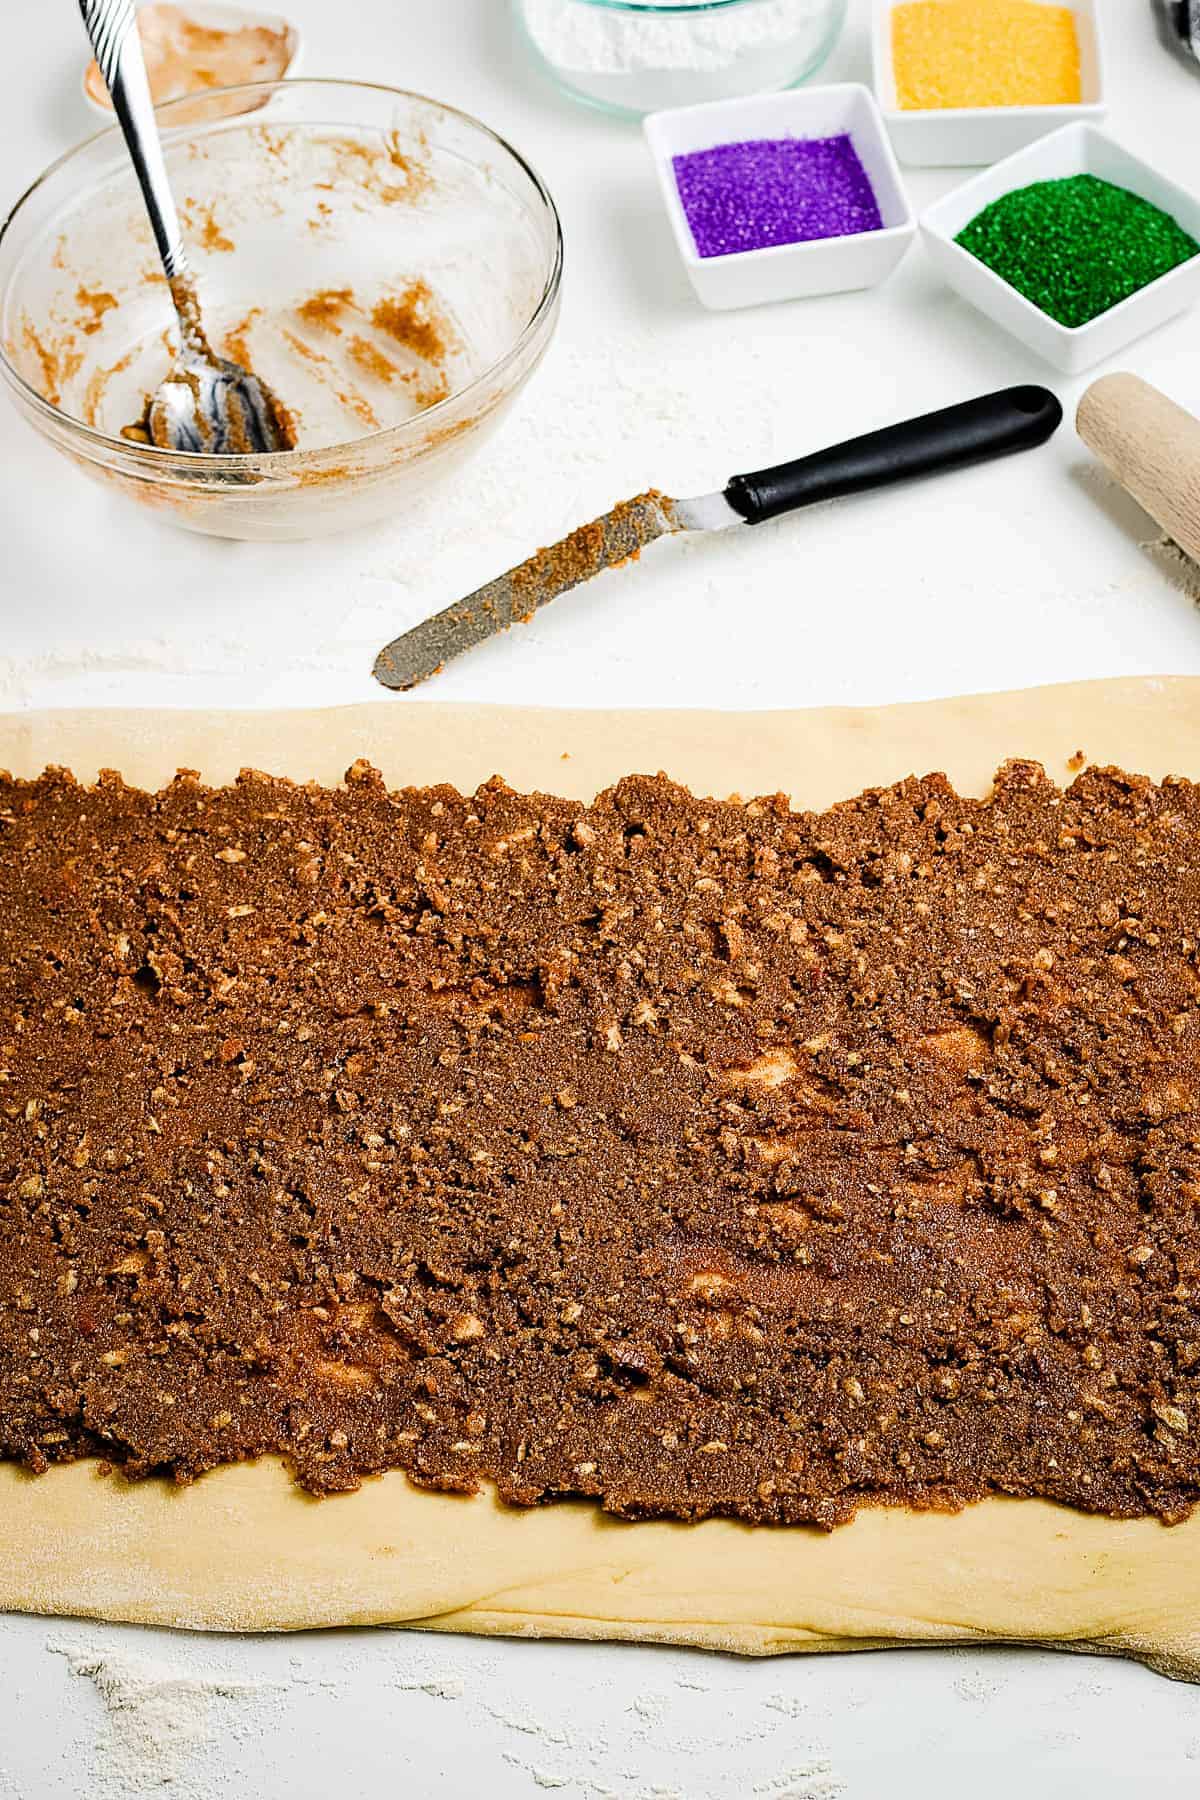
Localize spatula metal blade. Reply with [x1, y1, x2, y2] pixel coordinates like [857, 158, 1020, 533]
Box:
[372, 490, 683, 692]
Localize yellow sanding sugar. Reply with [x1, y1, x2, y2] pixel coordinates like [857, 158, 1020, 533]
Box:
[892, 1, 1082, 111]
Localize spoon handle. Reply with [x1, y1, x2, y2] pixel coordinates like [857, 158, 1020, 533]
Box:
[77, 0, 190, 284]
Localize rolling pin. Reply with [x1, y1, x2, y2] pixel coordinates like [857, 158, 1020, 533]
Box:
[1077, 372, 1200, 565]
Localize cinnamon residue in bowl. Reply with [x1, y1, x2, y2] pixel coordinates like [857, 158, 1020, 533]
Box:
[110, 269, 460, 453]
[74, 287, 119, 336]
[297, 289, 356, 333]
[372, 281, 449, 364]
[17, 319, 79, 408]
[181, 199, 236, 255]
[318, 132, 436, 208]
[84, 4, 297, 114]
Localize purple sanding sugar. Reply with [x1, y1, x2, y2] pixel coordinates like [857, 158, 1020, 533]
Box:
[672, 134, 884, 260]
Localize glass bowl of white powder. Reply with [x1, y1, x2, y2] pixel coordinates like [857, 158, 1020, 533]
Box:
[515, 0, 847, 118]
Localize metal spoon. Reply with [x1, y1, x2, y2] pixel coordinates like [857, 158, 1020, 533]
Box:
[78, 0, 291, 454]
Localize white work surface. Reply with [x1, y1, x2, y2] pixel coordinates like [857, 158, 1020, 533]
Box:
[4, 3, 1200, 1796]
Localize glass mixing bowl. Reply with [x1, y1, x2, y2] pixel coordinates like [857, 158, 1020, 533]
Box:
[0, 81, 563, 541]
[514, 0, 848, 118]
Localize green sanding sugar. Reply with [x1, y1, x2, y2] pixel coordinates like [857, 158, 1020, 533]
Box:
[955, 174, 1200, 329]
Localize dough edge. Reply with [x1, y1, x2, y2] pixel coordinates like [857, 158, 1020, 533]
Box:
[4, 1459, 1200, 1681]
[3, 676, 1199, 1673]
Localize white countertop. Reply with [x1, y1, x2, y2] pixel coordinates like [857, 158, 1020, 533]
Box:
[4, 4, 1200, 1796]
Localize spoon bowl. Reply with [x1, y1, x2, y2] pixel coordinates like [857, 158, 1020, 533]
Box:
[145, 344, 290, 453]
[122, 273, 291, 453]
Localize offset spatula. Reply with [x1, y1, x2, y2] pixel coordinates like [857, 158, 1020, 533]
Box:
[373, 385, 1062, 692]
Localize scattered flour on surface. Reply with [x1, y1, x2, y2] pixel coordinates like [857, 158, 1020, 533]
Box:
[953, 1668, 1000, 1704]
[0, 330, 773, 706]
[1065, 1674, 1116, 1701]
[486, 1678, 841, 1800]
[627, 1692, 667, 1731]
[49, 1640, 278, 1797]
[395, 1672, 467, 1700]
[1143, 534, 1200, 604]
[486, 1703, 573, 1744]
[528, 1764, 572, 1792]
[753, 1762, 845, 1800]
[31, 1628, 849, 1800]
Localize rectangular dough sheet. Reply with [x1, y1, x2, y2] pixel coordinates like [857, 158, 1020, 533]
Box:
[3, 677, 1200, 1680]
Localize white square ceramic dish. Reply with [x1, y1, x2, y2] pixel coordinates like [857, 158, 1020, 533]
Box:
[871, 0, 1106, 167]
[920, 124, 1200, 375]
[644, 84, 916, 312]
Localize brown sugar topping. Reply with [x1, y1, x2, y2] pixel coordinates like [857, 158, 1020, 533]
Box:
[5, 757, 1200, 1529]
[508, 492, 673, 622]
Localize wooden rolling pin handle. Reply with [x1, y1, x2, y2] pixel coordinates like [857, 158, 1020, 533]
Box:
[1077, 372, 1200, 568]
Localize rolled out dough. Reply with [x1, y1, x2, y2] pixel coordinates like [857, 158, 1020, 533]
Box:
[4, 677, 1200, 1678]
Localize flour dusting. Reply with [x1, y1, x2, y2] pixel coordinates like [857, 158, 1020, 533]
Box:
[765, 1692, 807, 1718]
[953, 1668, 1000, 1704]
[396, 1673, 467, 1700]
[628, 1692, 667, 1733]
[487, 1703, 572, 1743]
[30, 1632, 854, 1800]
[1143, 533, 1200, 603]
[0, 330, 772, 707]
[50, 1641, 278, 1796]
[754, 1762, 845, 1800]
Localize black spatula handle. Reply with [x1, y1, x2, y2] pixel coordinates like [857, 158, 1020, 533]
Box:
[724, 385, 1063, 526]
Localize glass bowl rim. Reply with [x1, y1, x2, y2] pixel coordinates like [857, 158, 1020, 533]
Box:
[0, 76, 565, 473]
[543, 0, 819, 12]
